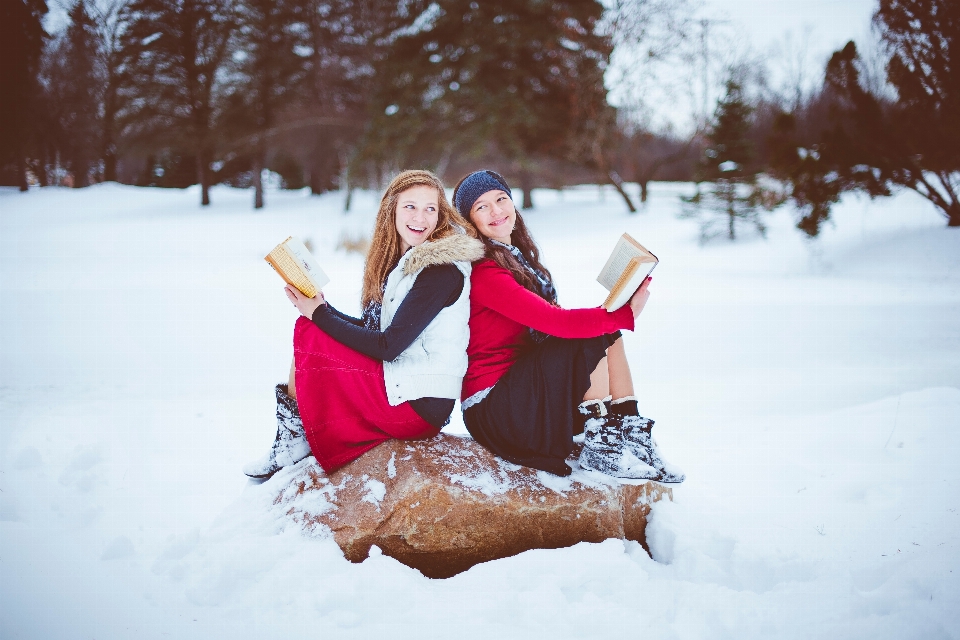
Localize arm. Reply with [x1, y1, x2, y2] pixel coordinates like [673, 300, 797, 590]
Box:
[471, 261, 634, 338]
[324, 302, 364, 327]
[310, 264, 464, 361]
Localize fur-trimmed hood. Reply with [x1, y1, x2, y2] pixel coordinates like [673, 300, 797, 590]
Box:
[403, 233, 484, 275]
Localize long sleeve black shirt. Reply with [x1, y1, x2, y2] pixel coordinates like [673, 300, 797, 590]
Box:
[310, 264, 464, 428]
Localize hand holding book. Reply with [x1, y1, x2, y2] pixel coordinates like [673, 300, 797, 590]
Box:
[285, 284, 326, 318]
[597, 233, 658, 311]
[627, 276, 653, 318]
[265, 236, 332, 317]
[265, 236, 330, 298]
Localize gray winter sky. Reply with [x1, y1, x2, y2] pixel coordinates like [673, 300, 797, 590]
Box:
[705, 0, 877, 54]
[607, 0, 880, 133]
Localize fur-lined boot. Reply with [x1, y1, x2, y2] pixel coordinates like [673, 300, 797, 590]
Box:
[610, 397, 685, 484]
[577, 399, 659, 480]
[243, 384, 312, 479]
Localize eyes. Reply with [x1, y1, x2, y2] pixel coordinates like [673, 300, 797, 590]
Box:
[402, 203, 437, 212]
[474, 196, 509, 213]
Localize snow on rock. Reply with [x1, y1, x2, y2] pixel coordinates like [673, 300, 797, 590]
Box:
[273, 434, 671, 578]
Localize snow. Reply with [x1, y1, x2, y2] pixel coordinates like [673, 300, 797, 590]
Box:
[1, 181, 959, 639]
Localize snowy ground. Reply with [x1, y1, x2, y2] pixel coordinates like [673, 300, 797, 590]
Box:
[1, 181, 958, 639]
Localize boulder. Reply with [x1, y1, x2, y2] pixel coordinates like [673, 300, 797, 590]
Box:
[273, 433, 672, 578]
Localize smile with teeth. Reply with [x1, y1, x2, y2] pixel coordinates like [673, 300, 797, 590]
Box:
[489, 217, 508, 226]
[407, 225, 426, 232]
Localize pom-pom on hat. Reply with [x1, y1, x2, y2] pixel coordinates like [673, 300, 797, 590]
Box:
[453, 170, 512, 217]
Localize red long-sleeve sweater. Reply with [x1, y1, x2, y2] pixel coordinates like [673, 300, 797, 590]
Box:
[462, 259, 635, 400]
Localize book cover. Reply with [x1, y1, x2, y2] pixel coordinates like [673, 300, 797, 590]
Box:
[597, 233, 658, 311]
[265, 236, 330, 298]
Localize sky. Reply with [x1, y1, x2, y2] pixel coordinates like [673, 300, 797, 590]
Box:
[607, 0, 881, 133]
[705, 0, 877, 55]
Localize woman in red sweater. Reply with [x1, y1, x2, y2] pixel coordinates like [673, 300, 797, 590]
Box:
[454, 170, 684, 482]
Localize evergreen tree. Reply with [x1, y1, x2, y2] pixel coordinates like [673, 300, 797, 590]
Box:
[48, 1, 102, 187]
[229, 0, 305, 208]
[119, 0, 235, 204]
[875, 0, 959, 225]
[284, 0, 400, 196]
[779, 1, 960, 234]
[682, 79, 780, 241]
[0, 0, 48, 190]
[361, 0, 612, 208]
[96, 0, 131, 183]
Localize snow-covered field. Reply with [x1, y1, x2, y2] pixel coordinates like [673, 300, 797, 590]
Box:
[1, 181, 958, 639]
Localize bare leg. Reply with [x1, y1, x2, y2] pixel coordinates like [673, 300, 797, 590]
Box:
[583, 356, 609, 401]
[582, 338, 635, 403]
[606, 338, 635, 400]
[287, 358, 297, 399]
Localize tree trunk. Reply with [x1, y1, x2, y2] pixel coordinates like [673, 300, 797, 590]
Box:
[37, 150, 49, 187]
[18, 153, 28, 192]
[519, 169, 533, 209]
[948, 203, 960, 227]
[103, 151, 116, 183]
[310, 160, 324, 195]
[197, 152, 210, 206]
[253, 155, 264, 210]
[608, 171, 637, 213]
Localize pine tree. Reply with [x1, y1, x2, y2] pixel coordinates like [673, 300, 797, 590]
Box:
[873, 0, 959, 225]
[361, 0, 612, 208]
[47, 1, 102, 187]
[119, 0, 235, 204]
[682, 79, 778, 241]
[0, 0, 48, 190]
[283, 0, 400, 196]
[228, 0, 305, 208]
[95, 0, 130, 183]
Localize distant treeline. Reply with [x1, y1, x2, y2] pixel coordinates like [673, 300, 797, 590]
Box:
[1, 0, 957, 232]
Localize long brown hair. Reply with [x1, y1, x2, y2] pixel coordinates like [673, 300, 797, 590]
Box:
[361, 170, 475, 309]
[454, 174, 554, 300]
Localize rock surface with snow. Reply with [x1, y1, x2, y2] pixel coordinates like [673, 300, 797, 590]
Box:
[274, 435, 671, 578]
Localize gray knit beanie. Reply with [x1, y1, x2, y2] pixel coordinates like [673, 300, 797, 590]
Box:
[453, 170, 513, 217]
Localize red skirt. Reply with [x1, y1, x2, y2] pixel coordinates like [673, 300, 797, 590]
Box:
[293, 316, 439, 472]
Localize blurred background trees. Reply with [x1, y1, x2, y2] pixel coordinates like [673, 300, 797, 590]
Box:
[3, 0, 957, 234]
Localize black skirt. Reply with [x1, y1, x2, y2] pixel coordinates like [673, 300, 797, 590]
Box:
[463, 331, 621, 473]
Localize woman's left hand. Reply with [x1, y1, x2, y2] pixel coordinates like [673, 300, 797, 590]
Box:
[285, 285, 325, 318]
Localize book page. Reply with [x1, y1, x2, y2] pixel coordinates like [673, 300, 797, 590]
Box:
[285, 238, 330, 290]
[264, 236, 329, 298]
[596, 233, 658, 291]
[603, 260, 657, 311]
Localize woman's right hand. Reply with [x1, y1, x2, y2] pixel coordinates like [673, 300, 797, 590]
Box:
[628, 276, 652, 318]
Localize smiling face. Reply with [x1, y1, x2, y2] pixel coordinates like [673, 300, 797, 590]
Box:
[395, 184, 440, 253]
[469, 189, 516, 244]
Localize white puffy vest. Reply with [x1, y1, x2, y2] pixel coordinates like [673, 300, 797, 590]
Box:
[380, 248, 473, 406]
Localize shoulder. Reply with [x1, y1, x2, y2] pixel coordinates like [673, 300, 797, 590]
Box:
[471, 258, 522, 291]
[472, 258, 504, 275]
[403, 234, 485, 275]
[416, 263, 464, 287]
[473, 258, 513, 277]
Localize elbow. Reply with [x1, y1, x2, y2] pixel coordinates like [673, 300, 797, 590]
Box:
[381, 342, 405, 362]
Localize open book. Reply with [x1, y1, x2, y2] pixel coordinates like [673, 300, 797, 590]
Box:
[597, 233, 659, 311]
[265, 236, 330, 298]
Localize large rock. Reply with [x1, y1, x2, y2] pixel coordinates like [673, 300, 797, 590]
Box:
[273, 433, 672, 578]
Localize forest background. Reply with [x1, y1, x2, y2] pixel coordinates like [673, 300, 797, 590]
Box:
[1, 0, 957, 237]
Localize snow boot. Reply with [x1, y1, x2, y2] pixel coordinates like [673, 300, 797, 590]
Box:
[243, 384, 312, 479]
[577, 399, 659, 480]
[610, 397, 685, 484]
